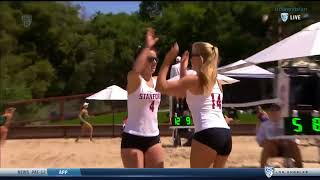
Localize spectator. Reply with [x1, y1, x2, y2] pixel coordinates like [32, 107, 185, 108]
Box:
[170, 56, 182, 78]
[169, 56, 182, 120]
[256, 104, 303, 168]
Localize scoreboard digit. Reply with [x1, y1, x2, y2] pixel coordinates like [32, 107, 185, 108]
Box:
[174, 116, 181, 126]
[292, 117, 303, 132]
[312, 117, 320, 132]
[186, 116, 191, 125]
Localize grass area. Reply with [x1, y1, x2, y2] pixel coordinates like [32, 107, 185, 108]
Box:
[236, 112, 257, 124]
[49, 111, 169, 125]
[49, 111, 257, 125]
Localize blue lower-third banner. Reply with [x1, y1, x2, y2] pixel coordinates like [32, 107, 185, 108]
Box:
[0, 168, 319, 179]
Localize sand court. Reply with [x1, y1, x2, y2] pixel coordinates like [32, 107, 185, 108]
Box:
[1, 136, 319, 168]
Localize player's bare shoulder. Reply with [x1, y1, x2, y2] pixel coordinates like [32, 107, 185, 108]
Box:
[181, 74, 199, 88]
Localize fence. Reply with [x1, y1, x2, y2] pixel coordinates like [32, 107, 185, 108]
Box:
[4, 93, 170, 127]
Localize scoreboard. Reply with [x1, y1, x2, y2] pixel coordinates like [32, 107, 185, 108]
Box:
[172, 115, 193, 126]
[284, 113, 320, 135]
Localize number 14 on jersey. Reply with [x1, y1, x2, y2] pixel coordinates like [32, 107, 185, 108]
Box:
[211, 93, 222, 110]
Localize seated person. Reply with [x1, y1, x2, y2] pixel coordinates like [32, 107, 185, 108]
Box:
[256, 104, 303, 168]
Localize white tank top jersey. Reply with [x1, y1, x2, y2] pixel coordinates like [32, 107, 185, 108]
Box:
[186, 81, 229, 133]
[124, 76, 161, 137]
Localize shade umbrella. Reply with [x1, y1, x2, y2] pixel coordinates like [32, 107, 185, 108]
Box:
[86, 85, 127, 137]
[218, 60, 274, 78]
[169, 70, 240, 85]
[245, 22, 320, 64]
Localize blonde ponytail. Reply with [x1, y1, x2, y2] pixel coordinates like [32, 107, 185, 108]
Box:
[192, 42, 219, 96]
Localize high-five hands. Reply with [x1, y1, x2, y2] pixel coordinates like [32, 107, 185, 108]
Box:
[145, 28, 159, 49]
[164, 42, 179, 65]
[181, 50, 190, 70]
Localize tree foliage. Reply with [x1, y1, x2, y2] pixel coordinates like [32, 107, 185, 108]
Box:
[1, 1, 319, 105]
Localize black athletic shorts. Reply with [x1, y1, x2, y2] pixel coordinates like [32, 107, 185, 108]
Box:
[121, 132, 161, 153]
[193, 128, 232, 156]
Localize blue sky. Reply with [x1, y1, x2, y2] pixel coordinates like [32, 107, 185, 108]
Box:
[75, 1, 141, 16]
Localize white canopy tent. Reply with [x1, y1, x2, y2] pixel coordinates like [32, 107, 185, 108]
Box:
[245, 22, 320, 64]
[218, 22, 320, 74]
[169, 70, 240, 85]
[86, 85, 127, 100]
[218, 60, 274, 78]
[86, 85, 127, 137]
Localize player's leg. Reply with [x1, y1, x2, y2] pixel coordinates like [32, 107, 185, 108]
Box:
[284, 140, 303, 168]
[213, 131, 232, 168]
[87, 122, 94, 141]
[260, 140, 278, 167]
[121, 149, 144, 168]
[144, 143, 165, 168]
[213, 155, 229, 168]
[190, 139, 216, 168]
[0, 127, 8, 146]
[75, 123, 85, 142]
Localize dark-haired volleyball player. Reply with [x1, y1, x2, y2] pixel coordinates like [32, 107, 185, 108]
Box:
[0, 107, 16, 146]
[156, 42, 232, 168]
[121, 28, 164, 168]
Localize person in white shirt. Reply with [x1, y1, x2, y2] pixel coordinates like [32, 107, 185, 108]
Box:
[169, 56, 182, 120]
[170, 56, 181, 78]
[256, 104, 303, 168]
[156, 42, 231, 168]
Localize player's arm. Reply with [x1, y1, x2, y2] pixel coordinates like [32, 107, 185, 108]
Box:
[156, 43, 193, 97]
[217, 80, 223, 92]
[256, 123, 266, 147]
[2, 114, 10, 126]
[128, 28, 158, 94]
[224, 115, 233, 124]
[180, 51, 189, 78]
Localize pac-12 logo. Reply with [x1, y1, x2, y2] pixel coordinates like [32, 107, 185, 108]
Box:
[264, 166, 274, 178]
[21, 14, 32, 28]
[281, 13, 289, 22]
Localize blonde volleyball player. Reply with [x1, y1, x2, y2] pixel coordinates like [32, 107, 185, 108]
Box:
[156, 42, 232, 168]
[0, 107, 16, 146]
[121, 28, 164, 168]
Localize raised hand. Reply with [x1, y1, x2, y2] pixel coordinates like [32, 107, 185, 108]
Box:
[164, 42, 179, 65]
[145, 28, 159, 49]
[181, 50, 189, 70]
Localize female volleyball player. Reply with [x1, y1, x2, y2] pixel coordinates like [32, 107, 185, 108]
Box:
[121, 28, 164, 168]
[75, 102, 94, 142]
[0, 107, 16, 146]
[180, 49, 233, 125]
[156, 42, 232, 168]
